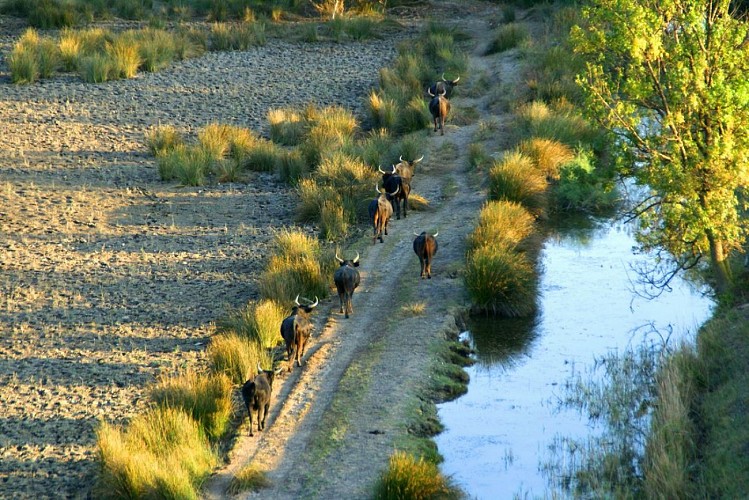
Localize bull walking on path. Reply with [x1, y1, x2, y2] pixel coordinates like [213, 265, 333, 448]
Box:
[427, 87, 450, 136]
[369, 183, 397, 244]
[379, 165, 410, 220]
[241, 363, 281, 436]
[334, 252, 361, 319]
[280, 295, 318, 371]
[413, 231, 439, 279]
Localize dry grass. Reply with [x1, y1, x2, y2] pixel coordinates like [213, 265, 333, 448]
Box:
[401, 302, 426, 316]
[218, 299, 286, 349]
[516, 137, 574, 180]
[227, 464, 272, 494]
[468, 200, 536, 251]
[207, 333, 273, 386]
[488, 151, 548, 217]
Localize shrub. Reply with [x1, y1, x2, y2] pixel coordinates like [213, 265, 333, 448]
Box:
[214, 159, 243, 183]
[8, 46, 39, 84]
[343, 16, 380, 40]
[95, 407, 217, 499]
[553, 149, 619, 212]
[150, 371, 233, 441]
[107, 37, 141, 79]
[240, 139, 282, 173]
[465, 243, 537, 317]
[268, 108, 307, 146]
[297, 178, 340, 222]
[259, 229, 329, 305]
[373, 451, 459, 500]
[485, 23, 528, 55]
[207, 333, 272, 385]
[468, 200, 535, 251]
[278, 150, 309, 184]
[516, 138, 575, 180]
[218, 299, 287, 349]
[488, 152, 548, 216]
[58, 28, 82, 71]
[78, 53, 114, 83]
[146, 125, 184, 157]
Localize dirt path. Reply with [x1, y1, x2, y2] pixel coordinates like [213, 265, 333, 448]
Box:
[204, 2, 516, 497]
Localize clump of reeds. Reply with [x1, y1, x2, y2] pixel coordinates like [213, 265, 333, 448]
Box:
[95, 407, 217, 499]
[485, 23, 528, 55]
[146, 125, 184, 157]
[488, 151, 548, 217]
[207, 332, 273, 385]
[150, 370, 233, 441]
[217, 299, 287, 349]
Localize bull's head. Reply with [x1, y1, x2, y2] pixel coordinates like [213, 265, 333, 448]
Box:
[335, 252, 360, 267]
[293, 294, 319, 312]
[399, 155, 424, 165]
[413, 231, 439, 237]
[441, 73, 460, 85]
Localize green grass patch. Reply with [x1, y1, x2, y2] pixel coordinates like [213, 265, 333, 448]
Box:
[468, 200, 536, 251]
[485, 23, 528, 55]
[146, 125, 184, 156]
[553, 149, 619, 213]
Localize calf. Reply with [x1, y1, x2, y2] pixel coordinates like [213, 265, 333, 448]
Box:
[241, 363, 279, 436]
[427, 87, 450, 136]
[413, 231, 439, 279]
[334, 252, 361, 319]
[368, 183, 397, 244]
[280, 295, 318, 371]
[379, 165, 410, 219]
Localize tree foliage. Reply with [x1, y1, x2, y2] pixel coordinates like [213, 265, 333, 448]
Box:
[571, 0, 749, 292]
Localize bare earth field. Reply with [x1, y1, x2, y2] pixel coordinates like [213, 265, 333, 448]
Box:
[0, 1, 514, 498]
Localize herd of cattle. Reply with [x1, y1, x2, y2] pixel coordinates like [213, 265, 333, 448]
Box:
[241, 76, 457, 436]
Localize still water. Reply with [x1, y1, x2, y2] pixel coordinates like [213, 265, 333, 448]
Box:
[436, 217, 715, 499]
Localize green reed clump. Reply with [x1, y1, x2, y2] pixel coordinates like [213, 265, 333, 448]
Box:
[95, 407, 217, 499]
[489, 151, 548, 217]
[485, 23, 528, 55]
[373, 451, 459, 500]
[7, 46, 39, 84]
[516, 137, 575, 181]
[107, 37, 141, 79]
[468, 200, 536, 251]
[240, 139, 283, 172]
[553, 149, 619, 213]
[513, 101, 603, 151]
[78, 53, 114, 83]
[209, 21, 267, 51]
[465, 243, 537, 317]
[268, 108, 307, 146]
[150, 371, 233, 442]
[278, 150, 309, 184]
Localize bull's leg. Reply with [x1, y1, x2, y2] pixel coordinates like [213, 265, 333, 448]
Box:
[261, 402, 270, 430]
[433, 117, 438, 132]
[440, 117, 445, 135]
[287, 345, 295, 372]
[426, 256, 432, 279]
[338, 292, 345, 314]
[419, 256, 425, 278]
[247, 405, 254, 436]
[403, 197, 407, 218]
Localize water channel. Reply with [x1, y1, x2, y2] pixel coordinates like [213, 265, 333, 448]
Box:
[436, 216, 715, 499]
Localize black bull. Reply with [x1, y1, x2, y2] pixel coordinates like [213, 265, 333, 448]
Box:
[241, 363, 280, 436]
[334, 252, 361, 319]
[280, 295, 318, 371]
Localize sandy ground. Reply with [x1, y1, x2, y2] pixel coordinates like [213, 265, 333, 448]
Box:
[0, 0, 521, 497]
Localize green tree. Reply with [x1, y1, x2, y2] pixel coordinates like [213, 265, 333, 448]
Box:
[571, 0, 749, 293]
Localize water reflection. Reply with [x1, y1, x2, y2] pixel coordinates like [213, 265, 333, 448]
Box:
[436, 217, 714, 499]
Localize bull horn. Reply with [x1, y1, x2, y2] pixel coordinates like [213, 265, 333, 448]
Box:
[439, 88, 447, 97]
[427, 87, 434, 97]
[399, 155, 404, 162]
[375, 183, 381, 195]
[335, 252, 344, 265]
[378, 165, 388, 174]
[353, 252, 360, 264]
[441, 72, 446, 82]
[391, 165, 397, 174]
[295, 294, 301, 306]
[413, 232, 421, 236]
[389, 185, 400, 196]
[433, 232, 439, 237]
[274, 366, 283, 376]
[257, 362, 263, 374]
[452, 76, 460, 84]
[414, 155, 424, 163]
[310, 296, 319, 308]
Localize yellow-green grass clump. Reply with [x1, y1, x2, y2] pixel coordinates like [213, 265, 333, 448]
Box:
[465, 243, 537, 317]
[146, 125, 184, 157]
[8, 28, 60, 83]
[513, 100, 602, 150]
[516, 137, 574, 181]
[218, 299, 287, 349]
[373, 451, 459, 500]
[208, 332, 273, 385]
[150, 371, 233, 441]
[95, 407, 217, 499]
[468, 200, 535, 251]
[157, 144, 213, 186]
[488, 151, 548, 217]
[258, 229, 330, 306]
[268, 108, 307, 146]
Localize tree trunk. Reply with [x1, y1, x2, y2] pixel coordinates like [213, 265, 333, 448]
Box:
[707, 230, 731, 293]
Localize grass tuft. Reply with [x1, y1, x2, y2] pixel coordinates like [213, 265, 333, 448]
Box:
[227, 465, 271, 494]
[488, 152, 548, 217]
[373, 451, 459, 500]
[217, 299, 286, 349]
[207, 333, 273, 386]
